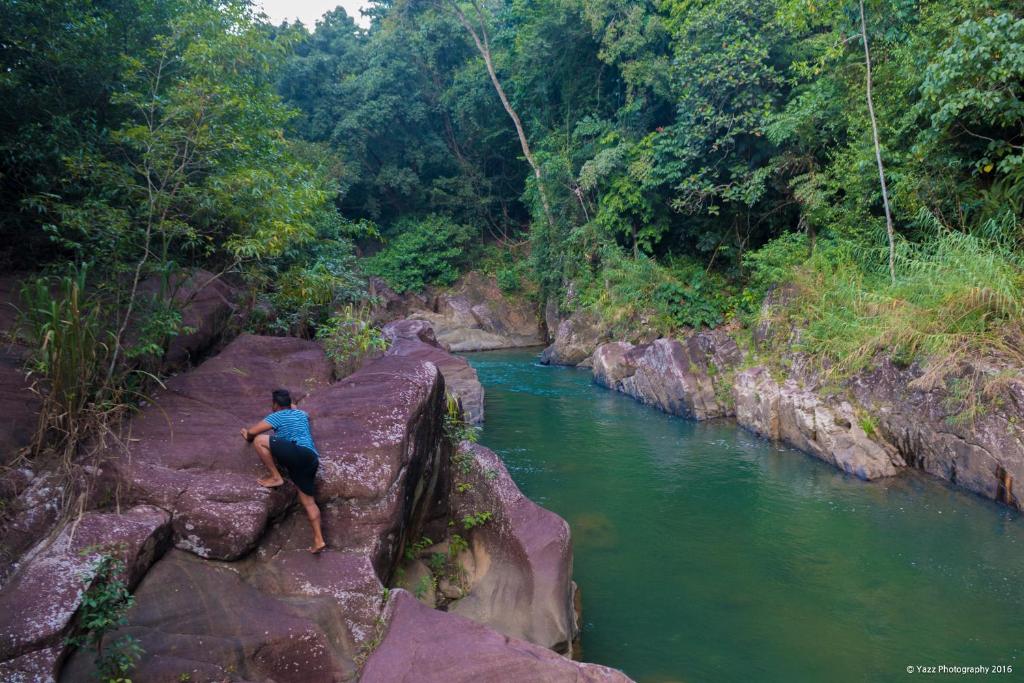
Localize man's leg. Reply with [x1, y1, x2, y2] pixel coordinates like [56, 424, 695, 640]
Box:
[253, 434, 284, 488]
[297, 489, 326, 553]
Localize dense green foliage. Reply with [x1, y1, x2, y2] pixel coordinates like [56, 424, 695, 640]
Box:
[365, 214, 475, 292]
[3, 0, 1023, 400]
[269, 0, 1023, 353]
[1, 0, 367, 457]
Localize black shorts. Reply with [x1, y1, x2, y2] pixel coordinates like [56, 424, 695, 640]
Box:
[269, 435, 319, 496]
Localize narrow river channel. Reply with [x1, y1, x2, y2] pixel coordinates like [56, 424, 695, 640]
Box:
[465, 349, 1024, 683]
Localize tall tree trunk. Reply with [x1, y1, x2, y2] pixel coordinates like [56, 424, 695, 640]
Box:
[447, 0, 555, 229]
[859, 0, 896, 284]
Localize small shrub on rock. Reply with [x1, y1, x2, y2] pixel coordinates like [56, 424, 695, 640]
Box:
[66, 547, 143, 682]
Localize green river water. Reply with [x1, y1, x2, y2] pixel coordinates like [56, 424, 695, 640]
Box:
[465, 349, 1024, 683]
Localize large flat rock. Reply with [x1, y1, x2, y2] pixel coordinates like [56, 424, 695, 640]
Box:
[3, 323, 614, 681]
[59, 548, 377, 683]
[61, 347, 454, 680]
[111, 334, 333, 560]
[287, 352, 451, 577]
[386, 271, 543, 352]
[361, 590, 632, 683]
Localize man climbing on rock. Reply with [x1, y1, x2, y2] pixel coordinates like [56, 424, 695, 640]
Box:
[241, 388, 326, 554]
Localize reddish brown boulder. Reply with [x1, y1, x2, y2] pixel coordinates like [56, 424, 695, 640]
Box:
[137, 269, 239, 370]
[62, 348, 454, 681]
[287, 351, 451, 578]
[0, 471, 62, 586]
[0, 505, 170, 674]
[244, 548, 385, 650]
[448, 442, 577, 653]
[105, 329, 447, 569]
[361, 590, 633, 683]
[1, 318, 615, 682]
[0, 345, 36, 464]
[111, 334, 333, 559]
[59, 549, 367, 683]
[383, 319, 485, 423]
[368, 276, 427, 325]
[0, 274, 38, 464]
[0, 644, 63, 683]
[0, 274, 23, 334]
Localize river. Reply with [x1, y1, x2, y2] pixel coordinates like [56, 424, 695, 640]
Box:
[465, 349, 1024, 682]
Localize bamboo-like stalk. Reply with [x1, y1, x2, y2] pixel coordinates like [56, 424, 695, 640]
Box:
[859, 0, 896, 284]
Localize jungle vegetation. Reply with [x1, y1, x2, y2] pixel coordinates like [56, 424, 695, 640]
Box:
[2, 0, 1023, 452]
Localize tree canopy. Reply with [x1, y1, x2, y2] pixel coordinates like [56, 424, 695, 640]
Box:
[2, 0, 1021, 338]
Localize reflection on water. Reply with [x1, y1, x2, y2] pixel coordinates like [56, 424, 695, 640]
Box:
[467, 349, 1024, 683]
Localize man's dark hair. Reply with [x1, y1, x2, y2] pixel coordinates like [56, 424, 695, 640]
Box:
[272, 389, 292, 408]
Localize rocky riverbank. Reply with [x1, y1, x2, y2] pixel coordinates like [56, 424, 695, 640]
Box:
[373, 273, 1023, 510]
[371, 272, 544, 352]
[543, 305, 1023, 511]
[0, 277, 630, 681]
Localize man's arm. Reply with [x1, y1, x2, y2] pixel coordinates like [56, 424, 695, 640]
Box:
[241, 420, 274, 442]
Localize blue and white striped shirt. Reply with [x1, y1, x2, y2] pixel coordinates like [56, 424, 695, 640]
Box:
[264, 408, 319, 456]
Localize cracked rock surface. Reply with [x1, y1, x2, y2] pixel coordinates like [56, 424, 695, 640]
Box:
[2, 321, 629, 682]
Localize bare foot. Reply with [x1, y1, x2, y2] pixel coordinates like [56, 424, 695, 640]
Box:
[309, 542, 327, 554]
[257, 476, 285, 488]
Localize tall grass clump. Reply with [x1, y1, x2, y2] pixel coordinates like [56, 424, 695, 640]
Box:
[18, 267, 127, 461]
[782, 217, 1024, 385]
[16, 265, 160, 476]
[15, 267, 154, 526]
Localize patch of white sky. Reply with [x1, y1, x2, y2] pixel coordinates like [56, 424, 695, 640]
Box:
[259, 0, 370, 29]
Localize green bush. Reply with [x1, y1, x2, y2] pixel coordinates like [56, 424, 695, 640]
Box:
[365, 215, 475, 293]
[577, 246, 733, 336]
[496, 263, 524, 293]
[18, 267, 130, 459]
[315, 304, 389, 377]
[739, 231, 811, 315]
[742, 232, 809, 295]
[67, 548, 143, 682]
[651, 261, 732, 330]
[255, 213, 373, 337]
[477, 243, 529, 294]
